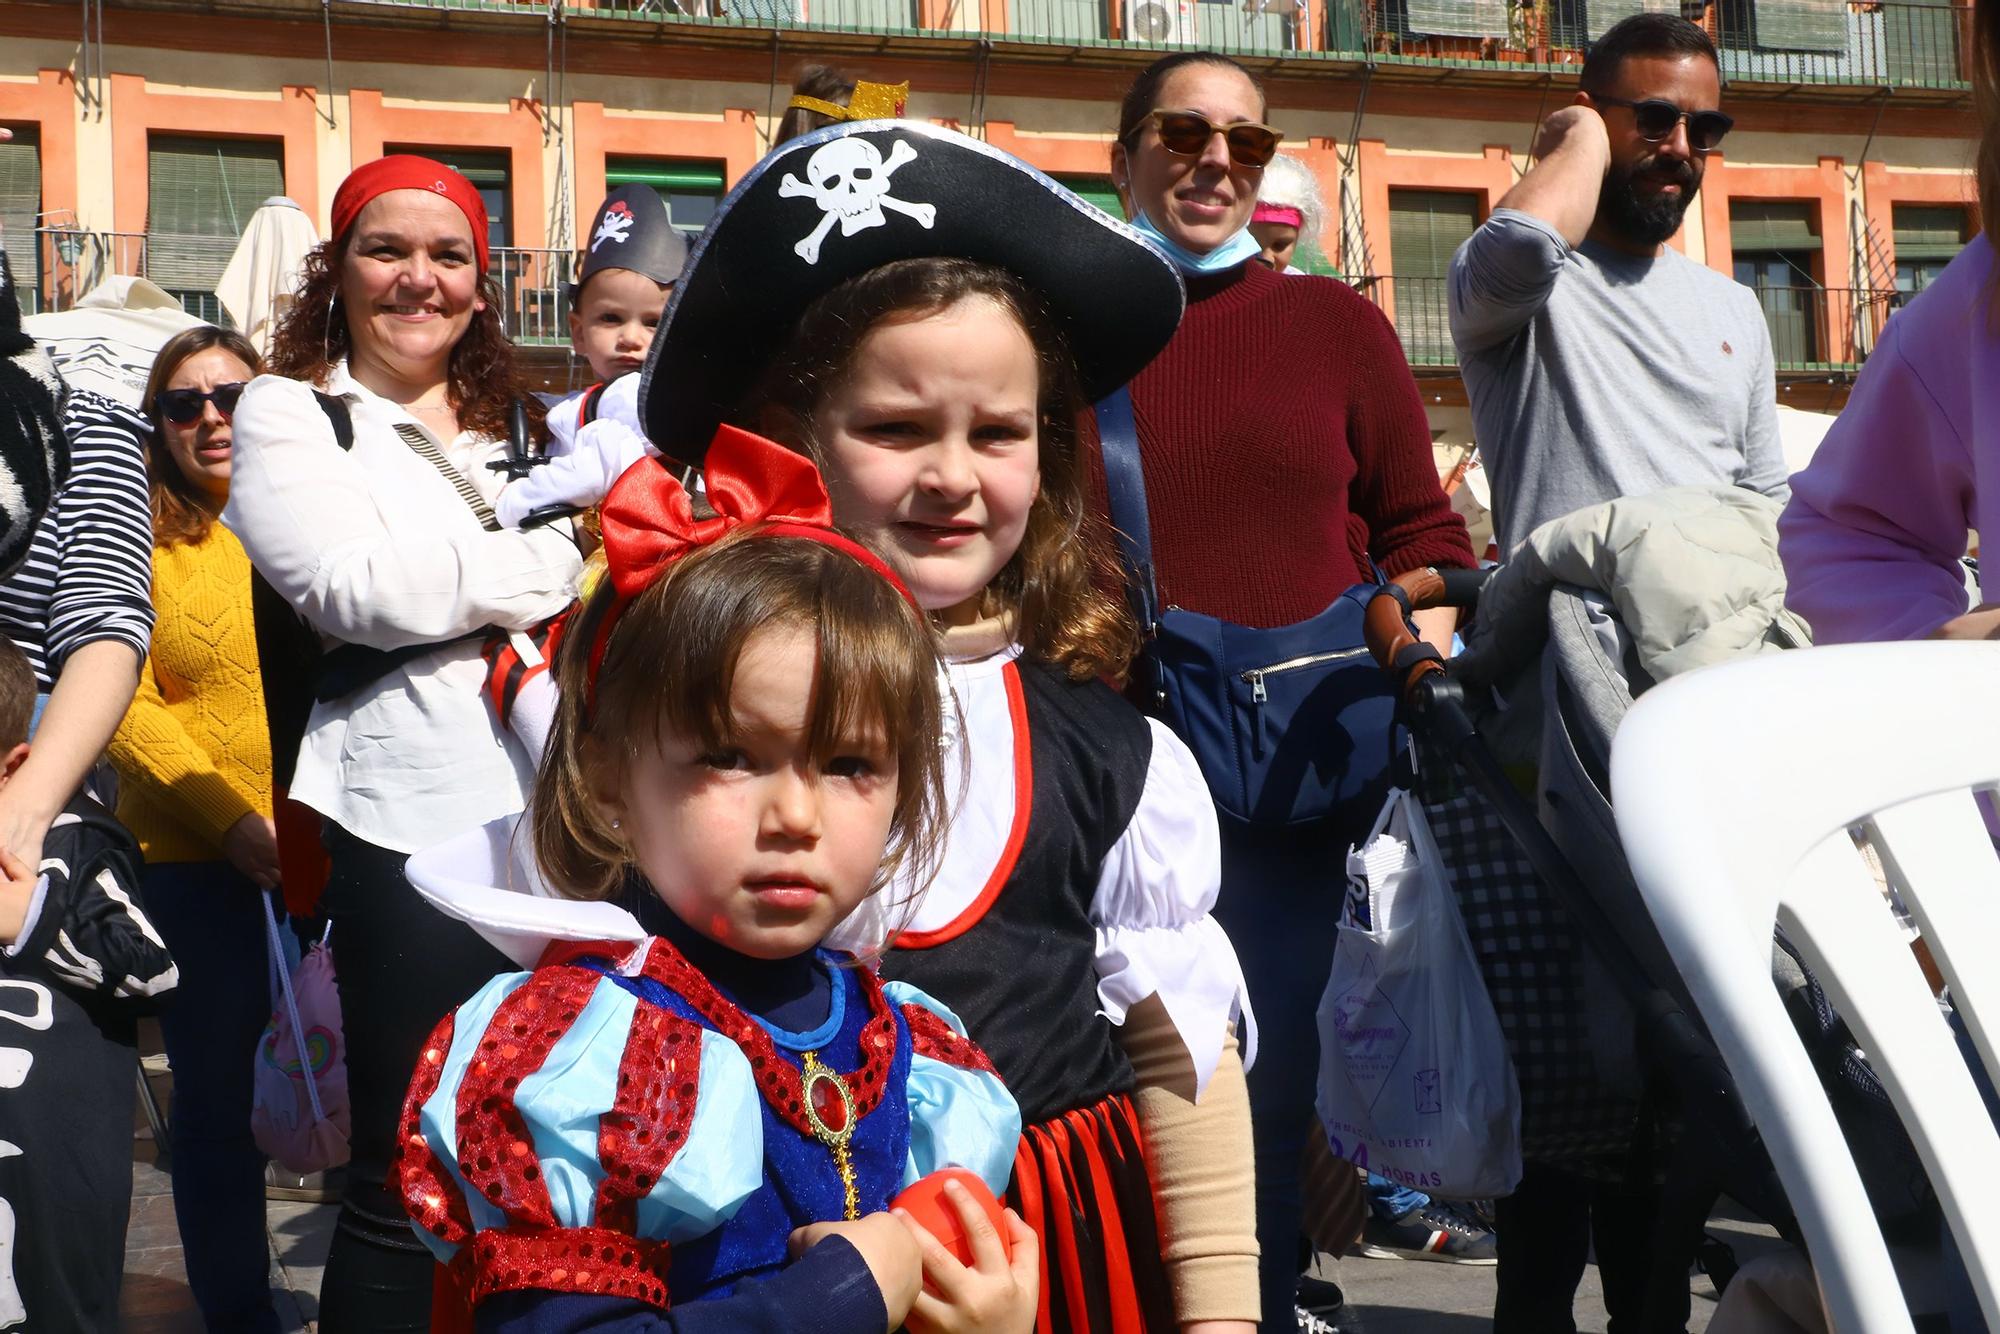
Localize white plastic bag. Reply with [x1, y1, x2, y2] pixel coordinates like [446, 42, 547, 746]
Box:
[1315, 787, 1522, 1198]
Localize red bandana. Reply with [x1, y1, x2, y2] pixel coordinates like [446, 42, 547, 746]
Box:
[331, 154, 492, 274]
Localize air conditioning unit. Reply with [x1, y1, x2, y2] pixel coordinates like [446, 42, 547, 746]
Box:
[1128, 0, 1198, 45]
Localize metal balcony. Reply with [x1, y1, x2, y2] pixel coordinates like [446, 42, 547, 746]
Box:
[322, 0, 1967, 88]
[1362, 273, 1901, 374]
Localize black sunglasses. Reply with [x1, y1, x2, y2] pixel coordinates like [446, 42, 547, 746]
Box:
[1139, 110, 1283, 170]
[156, 382, 248, 426]
[1593, 96, 1734, 154]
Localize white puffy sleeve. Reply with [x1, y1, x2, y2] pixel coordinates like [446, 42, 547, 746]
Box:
[496, 417, 658, 528]
[1090, 719, 1255, 1097]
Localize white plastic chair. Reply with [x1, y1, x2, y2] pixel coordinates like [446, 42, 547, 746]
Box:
[1611, 641, 2000, 1334]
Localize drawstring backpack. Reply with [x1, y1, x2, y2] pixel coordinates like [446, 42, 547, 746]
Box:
[251, 890, 351, 1174]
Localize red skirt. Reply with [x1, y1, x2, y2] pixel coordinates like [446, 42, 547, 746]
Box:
[1006, 1092, 1177, 1334]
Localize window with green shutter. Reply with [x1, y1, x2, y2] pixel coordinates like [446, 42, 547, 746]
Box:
[1582, 0, 1678, 41]
[1892, 204, 1968, 262]
[606, 159, 727, 236]
[389, 146, 511, 253]
[147, 134, 284, 321]
[1388, 188, 1477, 365]
[1052, 175, 1126, 222]
[1730, 199, 1819, 257]
[1389, 189, 1477, 278]
[0, 126, 39, 307]
[1893, 203, 1969, 295]
[1730, 200, 1821, 365]
[1751, 0, 1847, 53]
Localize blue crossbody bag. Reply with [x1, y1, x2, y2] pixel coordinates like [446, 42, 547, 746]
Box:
[1096, 387, 1401, 828]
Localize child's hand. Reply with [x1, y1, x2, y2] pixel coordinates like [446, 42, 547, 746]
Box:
[789, 1211, 923, 1332]
[894, 1180, 1039, 1334]
[0, 846, 39, 946]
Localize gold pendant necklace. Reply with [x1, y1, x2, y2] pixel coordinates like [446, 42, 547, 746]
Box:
[800, 1049, 860, 1220]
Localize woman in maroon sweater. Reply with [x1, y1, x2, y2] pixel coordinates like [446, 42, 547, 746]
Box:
[1101, 52, 1476, 1330]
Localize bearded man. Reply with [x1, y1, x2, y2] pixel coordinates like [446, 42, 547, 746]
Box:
[1450, 13, 1789, 553]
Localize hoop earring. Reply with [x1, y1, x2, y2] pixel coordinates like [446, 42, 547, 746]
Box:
[321, 294, 341, 370]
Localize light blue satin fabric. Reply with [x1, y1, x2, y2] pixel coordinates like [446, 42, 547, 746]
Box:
[412, 969, 764, 1260]
[1131, 209, 1261, 275]
[415, 970, 535, 1256]
[884, 980, 1024, 1195]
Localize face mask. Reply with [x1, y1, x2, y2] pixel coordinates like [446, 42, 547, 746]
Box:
[1131, 210, 1263, 276]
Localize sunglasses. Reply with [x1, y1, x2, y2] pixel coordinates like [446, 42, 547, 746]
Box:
[1593, 96, 1734, 154]
[1140, 110, 1283, 169]
[156, 382, 248, 426]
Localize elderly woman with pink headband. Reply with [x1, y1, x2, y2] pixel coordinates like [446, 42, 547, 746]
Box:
[1248, 153, 1327, 275]
[225, 155, 581, 1331]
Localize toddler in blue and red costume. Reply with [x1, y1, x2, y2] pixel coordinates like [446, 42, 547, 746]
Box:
[392, 428, 1032, 1333]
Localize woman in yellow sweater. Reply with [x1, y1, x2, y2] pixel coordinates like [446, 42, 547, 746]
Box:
[110, 325, 282, 1334]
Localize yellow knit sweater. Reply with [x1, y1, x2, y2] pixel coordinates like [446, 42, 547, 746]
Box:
[108, 522, 274, 864]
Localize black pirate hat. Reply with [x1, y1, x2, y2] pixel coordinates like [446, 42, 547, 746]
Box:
[577, 184, 689, 294]
[640, 121, 1184, 465]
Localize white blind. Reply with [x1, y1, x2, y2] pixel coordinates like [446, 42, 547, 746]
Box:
[1406, 0, 1508, 38]
[146, 135, 284, 292]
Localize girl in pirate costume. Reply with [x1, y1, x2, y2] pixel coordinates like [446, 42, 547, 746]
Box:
[639, 122, 1261, 1334]
[392, 428, 1033, 1332]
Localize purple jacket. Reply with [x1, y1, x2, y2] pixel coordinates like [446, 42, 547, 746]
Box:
[1779, 236, 1992, 643]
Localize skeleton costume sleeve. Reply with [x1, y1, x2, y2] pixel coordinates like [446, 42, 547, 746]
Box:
[0, 793, 177, 1331]
[0, 253, 67, 585]
[10, 796, 178, 1007]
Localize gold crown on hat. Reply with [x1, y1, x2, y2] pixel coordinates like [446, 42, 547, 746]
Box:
[786, 79, 910, 123]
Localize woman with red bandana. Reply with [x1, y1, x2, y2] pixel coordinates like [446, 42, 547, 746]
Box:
[225, 156, 584, 1330]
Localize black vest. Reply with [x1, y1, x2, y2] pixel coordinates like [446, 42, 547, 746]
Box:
[881, 660, 1152, 1127]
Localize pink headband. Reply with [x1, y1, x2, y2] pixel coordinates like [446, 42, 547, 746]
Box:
[1252, 203, 1305, 229]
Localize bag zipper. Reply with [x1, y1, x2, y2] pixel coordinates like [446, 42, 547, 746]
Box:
[1242, 646, 1371, 702]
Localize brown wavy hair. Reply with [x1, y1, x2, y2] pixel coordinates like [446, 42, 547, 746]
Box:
[142, 325, 265, 548]
[775, 64, 857, 147]
[266, 235, 547, 444]
[533, 521, 946, 916]
[749, 257, 1140, 683]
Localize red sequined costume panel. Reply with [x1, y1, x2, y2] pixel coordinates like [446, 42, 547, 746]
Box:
[901, 1002, 1000, 1074]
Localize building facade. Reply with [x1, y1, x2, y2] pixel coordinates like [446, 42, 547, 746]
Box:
[0, 0, 1979, 435]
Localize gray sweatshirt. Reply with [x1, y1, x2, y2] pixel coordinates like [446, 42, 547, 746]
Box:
[1449, 208, 1790, 553]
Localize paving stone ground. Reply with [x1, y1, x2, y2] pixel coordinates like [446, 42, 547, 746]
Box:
[120, 1139, 1783, 1334]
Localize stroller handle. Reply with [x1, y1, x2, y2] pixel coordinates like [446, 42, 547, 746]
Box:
[1364, 565, 1489, 700]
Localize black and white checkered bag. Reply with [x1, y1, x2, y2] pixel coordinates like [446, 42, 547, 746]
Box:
[1421, 783, 1647, 1172]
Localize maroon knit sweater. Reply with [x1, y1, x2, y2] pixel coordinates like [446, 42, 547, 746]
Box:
[1086, 262, 1475, 630]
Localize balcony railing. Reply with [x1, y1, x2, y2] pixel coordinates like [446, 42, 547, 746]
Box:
[1362, 274, 1898, 373]
[19, 230, 580, 347]
[336, 0, 1968, 87]
[490, 247, 580, 347]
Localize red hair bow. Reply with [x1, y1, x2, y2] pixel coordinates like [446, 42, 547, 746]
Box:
[587, 425, 917, 700]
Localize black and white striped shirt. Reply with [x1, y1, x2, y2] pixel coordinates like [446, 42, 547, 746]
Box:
[0, 389, 154, 689]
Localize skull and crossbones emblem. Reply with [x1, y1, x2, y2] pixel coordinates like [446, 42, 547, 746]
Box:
[779, 137, 937, 264]
[592, 202, 635, 252]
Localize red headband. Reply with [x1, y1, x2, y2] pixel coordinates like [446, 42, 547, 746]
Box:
[588, 426, 920, 707]
[331, 155, 491, 274]
[1252, 203, 1305, 229]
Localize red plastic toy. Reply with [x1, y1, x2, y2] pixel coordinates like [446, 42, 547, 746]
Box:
[890, 1167, 1011, 1271]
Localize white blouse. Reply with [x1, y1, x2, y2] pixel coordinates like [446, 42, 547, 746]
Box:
[833, 645, 1256, 1097]
[224, 365, 583, 853]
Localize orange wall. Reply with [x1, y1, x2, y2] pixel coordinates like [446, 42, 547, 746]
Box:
[348, 88, 547, 248]
[1861, 160, 1978, 282]
[1358, 140, 1514, 317]
[108, 73, 321, 238]
[0, 70, 77, 223]
[572, 102, 761, 223]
